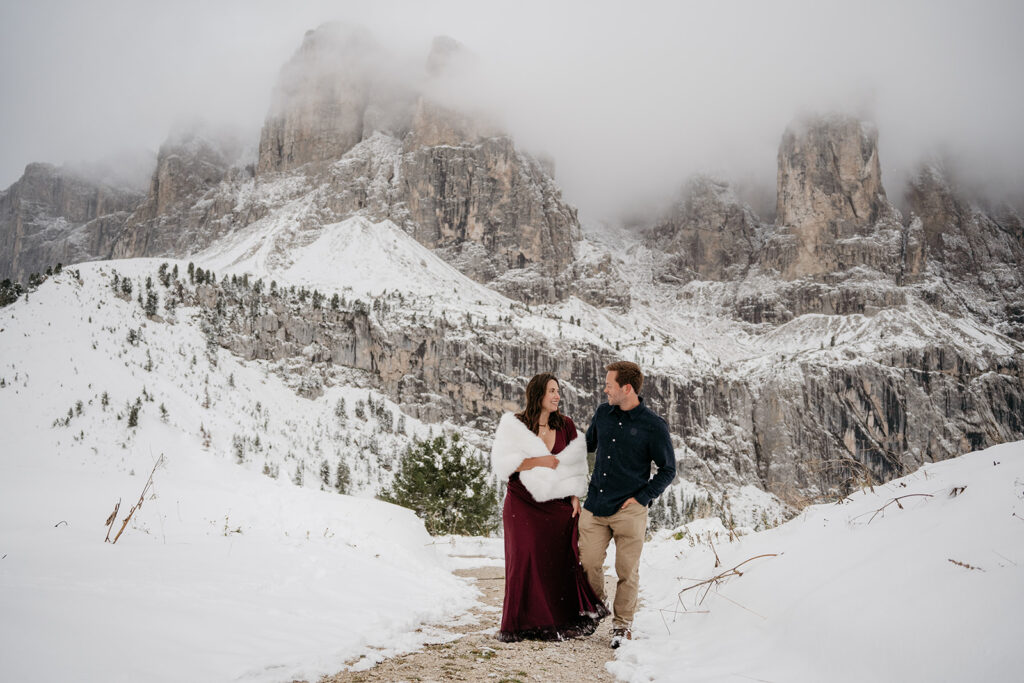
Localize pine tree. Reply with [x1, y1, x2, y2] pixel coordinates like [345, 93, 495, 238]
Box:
[334, 459, 351, 494]
[379, 434, 499, 536]
[320, 459, 330, 489]
[145, 290, 158, 317]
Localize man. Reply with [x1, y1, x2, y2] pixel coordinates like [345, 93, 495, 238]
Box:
[580, 361, 676, 648]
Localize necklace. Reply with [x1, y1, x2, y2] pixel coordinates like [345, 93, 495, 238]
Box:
[538, 422, 549, 434]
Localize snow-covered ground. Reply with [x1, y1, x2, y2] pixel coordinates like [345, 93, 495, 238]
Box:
[0, 264, 478, 683]
[613, 440, 1024, 682]
[3, 218, 1021, 681]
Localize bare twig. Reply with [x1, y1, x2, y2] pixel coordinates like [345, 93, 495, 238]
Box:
[657, 605, 710, 634]
[709, 536, 721, 568]
[851, 494, 934, 524]
[1013, 512, 1024, 524]
[111, 455, 164, 545]
[948, 558, 984, 572]
[678, 554, 779, 605]
[992, 551, 1017, 566]
[949, 486, 966, 498]
[711, 590, 767, 619]
[104, 500, 120, 542]
[54, 520, 68, 528]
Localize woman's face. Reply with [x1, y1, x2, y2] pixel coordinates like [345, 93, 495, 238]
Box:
[541, 379, 560, 414]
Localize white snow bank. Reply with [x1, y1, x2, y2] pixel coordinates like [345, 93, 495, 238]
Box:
[0, 266, 477, 683]
[610, 441, 1024, 682]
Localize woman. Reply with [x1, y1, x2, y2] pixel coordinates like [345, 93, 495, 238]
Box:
[490, 373, 609, 641]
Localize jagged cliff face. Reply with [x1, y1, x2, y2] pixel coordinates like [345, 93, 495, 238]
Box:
[112, 130, 252, 259]
[0, 163, 143, 281]
[622, 113, 1024, 500]
[399, 136, 579, 285]
[90, 26, 583, 304]
[257, 24, 413, 174]
[173, 258, 1022, 507]
[733, 115, 925, 285]
[648, 177, 763, 283]
[905, 166, 1024, 338]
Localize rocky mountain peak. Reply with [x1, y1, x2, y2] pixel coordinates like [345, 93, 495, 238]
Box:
[647, 175, 763, 283]
[905, 163, 1024, 336]
[256, 23, 411, 174]
[771, 114, 894, 278]
[777, 114, 886, 231]
[0, 163, 144, 281]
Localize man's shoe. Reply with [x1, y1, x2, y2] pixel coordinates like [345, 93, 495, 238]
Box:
[610, 627, 632, 648]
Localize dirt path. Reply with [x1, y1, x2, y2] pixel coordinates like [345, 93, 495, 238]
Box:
[319, 563, 618, 683]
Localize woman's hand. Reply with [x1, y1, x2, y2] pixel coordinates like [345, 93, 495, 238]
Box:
[534, 455, 559, 470]
[571, 496, 581, 518]
[515, 455, 560, 472]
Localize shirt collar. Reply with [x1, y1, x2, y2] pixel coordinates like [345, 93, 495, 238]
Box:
[612, 396, 645, 420]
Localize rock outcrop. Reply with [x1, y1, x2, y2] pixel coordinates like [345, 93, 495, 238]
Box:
[905, 166, 1024, 339]
[111, 127, 256, 260]
[398, 136, 580, 289]
[174, 269, 1023, 505]
[106, 25, 583, 303]
[766, 115, 918, 281]
[648, 176, 763, 284]
[257, 24, 411, 174]
[0, 163, 143, 281]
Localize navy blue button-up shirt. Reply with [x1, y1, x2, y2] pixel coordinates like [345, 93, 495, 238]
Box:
[584, 398, 676, 517]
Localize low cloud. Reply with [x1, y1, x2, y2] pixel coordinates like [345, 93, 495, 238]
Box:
[2, 0, 1021, 222]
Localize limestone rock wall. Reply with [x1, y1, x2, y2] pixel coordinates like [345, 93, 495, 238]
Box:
[112, 130, 252, 259]
[0, 163, 143, 281]
[256, 24, 410, 174]
[905, 166, 1024, 338]
[648, 176, 763, 283]
[176, 274, 1024, 504]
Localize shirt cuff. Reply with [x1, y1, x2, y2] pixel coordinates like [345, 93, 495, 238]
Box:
[635, 490, 653, 507]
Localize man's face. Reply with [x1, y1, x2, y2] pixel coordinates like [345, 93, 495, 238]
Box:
[604, 371, 628, 406]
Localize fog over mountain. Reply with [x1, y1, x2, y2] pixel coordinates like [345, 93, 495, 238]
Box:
[2, 0, 1022, 221]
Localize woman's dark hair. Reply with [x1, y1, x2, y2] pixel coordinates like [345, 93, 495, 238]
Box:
[515, 373, 564, 434]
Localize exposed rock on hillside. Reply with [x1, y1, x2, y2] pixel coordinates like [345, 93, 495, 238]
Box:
[648, 176, 763, 284]
[257, 24, 411, 174]
[905, 165, 1024, 338]
[399, 136, 580, 291]
[107, 24, 583, 303]
[766, 115, 917, 281]
[112, 128, 252, 259]
[171, 266, 1023, 506]
[0, 163, 143, 281]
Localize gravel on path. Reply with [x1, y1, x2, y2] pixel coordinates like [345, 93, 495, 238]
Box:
[317, 563, 619, 683]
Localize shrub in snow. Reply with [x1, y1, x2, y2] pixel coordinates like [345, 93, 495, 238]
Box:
[380, 433, 499, 536]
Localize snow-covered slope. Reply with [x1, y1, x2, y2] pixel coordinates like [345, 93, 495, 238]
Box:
[611, 441, 1024, 682]
[198, 213, 506, 304]
[0, 264, 478, 683]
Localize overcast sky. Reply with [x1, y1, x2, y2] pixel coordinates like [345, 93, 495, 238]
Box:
[2, 0, 1022, 220]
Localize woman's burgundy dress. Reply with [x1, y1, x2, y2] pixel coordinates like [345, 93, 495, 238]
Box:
[497, 417, 609, 642]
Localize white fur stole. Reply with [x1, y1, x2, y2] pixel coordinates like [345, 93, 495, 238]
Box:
[490, 412, 589, 503]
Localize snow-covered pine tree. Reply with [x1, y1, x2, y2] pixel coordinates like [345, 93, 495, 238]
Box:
[379, 434, 499, 536]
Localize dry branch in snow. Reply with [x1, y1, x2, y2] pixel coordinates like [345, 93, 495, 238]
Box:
[852, 494, 934, 525]
[104, 500, 120, 542]
[679, 553, 779, 607]
[111, 455, 164, 544]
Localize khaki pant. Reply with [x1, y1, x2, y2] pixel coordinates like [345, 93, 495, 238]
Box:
[578, 504, 648, 629]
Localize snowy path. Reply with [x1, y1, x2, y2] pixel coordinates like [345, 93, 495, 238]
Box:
[318, 562, 619, 683]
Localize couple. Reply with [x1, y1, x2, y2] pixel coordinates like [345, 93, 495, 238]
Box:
[490, 361, 676, 647]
